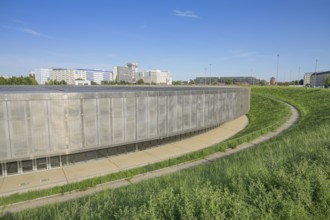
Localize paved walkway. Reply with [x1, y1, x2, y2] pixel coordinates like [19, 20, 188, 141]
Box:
[1, 104, 299, 213]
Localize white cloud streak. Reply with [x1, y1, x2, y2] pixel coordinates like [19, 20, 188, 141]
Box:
[2, 25, 50, 38]
[174, 10, 199, 18]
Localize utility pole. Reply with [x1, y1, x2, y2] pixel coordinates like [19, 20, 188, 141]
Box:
[209, 64, 212, 85]
[314, 59, 318, 88]
[276, 54, 279, 85]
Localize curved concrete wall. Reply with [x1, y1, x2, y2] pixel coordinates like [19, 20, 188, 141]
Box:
[0, 86, 250, 165]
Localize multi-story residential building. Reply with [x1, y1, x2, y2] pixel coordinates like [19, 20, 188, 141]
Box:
[309, 71, 330, 87]
[114, 62, 139, 83]
[303, 72, 312, 86]
[85, 69, 112, 84]
[50, 68, 87, 85]
[136, 70, 172, 85]
[32, 68, 52, 85]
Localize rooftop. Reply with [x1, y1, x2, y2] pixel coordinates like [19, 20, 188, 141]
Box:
[0, 85, 241, 94]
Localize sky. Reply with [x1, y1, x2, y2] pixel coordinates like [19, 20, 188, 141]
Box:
[0, 0, 329, 81]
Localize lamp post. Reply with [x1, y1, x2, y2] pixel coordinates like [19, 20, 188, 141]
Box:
[209, 64, 212, 85]
[276, 54, 279, 85]
[314, 59, 318, 88]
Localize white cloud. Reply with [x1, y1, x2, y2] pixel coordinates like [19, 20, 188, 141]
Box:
[174, 10, 199, 18]
[2, 25, 50, 38]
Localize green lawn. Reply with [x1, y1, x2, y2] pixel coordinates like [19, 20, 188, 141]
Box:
[6, 87, 329, 220]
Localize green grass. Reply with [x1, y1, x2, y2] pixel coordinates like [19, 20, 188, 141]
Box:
[0, 91, 289, 208]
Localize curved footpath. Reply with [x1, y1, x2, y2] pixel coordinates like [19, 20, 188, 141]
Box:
[1, 103, 299, 214]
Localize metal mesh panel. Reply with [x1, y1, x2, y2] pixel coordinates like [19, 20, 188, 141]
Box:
[125, 97, 136, 142]
[148, 96, 158, 138]
[98, 98, 111, 146]
[158, 96, 167, 136]
[0, 101, 9, 160]
[183, 95, 191, 130]
[167, 95, 176, 133]
[203, 94, 209, 127]
[49, 100, 66, 152]
[190, 95, 197, 129]
[196, 94, 204, 127]
[112, 98, 124, 144]
[137, 96, 147, 140]
[176, 95, 183, 131]
[30, 100, 50, 155]
[9, 101, 29, 158]
[83, 99, 98, 148]
[209, 94, 215, 126]
[67, 99, 83, 150]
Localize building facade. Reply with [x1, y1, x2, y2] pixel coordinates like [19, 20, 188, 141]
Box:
[303, 73, 312, 86]
[309, 71, 330, 87]
[114, 63, 171, 85]
[195, 76, 265, 85]
[137, 70, 172, 85]
[33, 68, 52, 85]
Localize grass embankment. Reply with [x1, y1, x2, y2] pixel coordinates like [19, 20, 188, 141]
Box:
[6, 87, 329, 219]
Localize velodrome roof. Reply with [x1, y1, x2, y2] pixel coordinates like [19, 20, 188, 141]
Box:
[0, 86, 239, 94]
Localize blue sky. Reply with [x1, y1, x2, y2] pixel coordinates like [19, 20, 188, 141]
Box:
[0, 0, 329, 81]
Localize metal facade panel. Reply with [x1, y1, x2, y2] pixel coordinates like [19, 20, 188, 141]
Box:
[183, 95, 191, 130]
[29, 100, 50, 155]
[203, 94, 209, 127]
[137, 96, 147, 140]
[8, 101, 29, 158]
[125, 97, 136, 142]
[0, 102, 10, 160]
[67, 99, 83, 150]
[148, 96, 158, 138]
[167, 95, 176, 133]
[190, 95, 197, 129]
[98, 98, 111, 147]
[196, 94, 204, 127]
[158, 96, 167, 136]
[176, 95, 183, 131]
[112, 98, 124, 144]
[83, 99, 98, 148]
[49, 100, 66, 152]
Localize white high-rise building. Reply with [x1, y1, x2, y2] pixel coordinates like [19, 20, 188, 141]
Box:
[85, 69, 112, 84]
[50, 68, 87, 85]
[33, 68, 52, 85]
[137, 70, 172, 85]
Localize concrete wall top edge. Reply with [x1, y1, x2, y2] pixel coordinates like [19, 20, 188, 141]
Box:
[0, 86, 250, 101]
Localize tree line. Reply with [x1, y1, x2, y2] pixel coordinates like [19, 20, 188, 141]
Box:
[0, 74, 38, 85]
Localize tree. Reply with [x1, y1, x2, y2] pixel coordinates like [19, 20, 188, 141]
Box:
[324, 77, 330, 88]
[136, 79, 144, 85]
[225, 80, 233, 85]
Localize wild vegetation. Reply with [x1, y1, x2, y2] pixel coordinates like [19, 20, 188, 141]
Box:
[4, 87, 330, 219]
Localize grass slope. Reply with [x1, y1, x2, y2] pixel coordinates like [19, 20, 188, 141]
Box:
[6, 87, 330, 219]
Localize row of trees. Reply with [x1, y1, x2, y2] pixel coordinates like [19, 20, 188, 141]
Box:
[0, 74, 38, 85]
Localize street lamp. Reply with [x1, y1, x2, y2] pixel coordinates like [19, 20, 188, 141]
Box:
[209, 64, 212, 85]
[276, 54, 279, 85]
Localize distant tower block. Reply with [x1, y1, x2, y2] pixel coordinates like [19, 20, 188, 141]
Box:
[127, 62, 138, 73]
